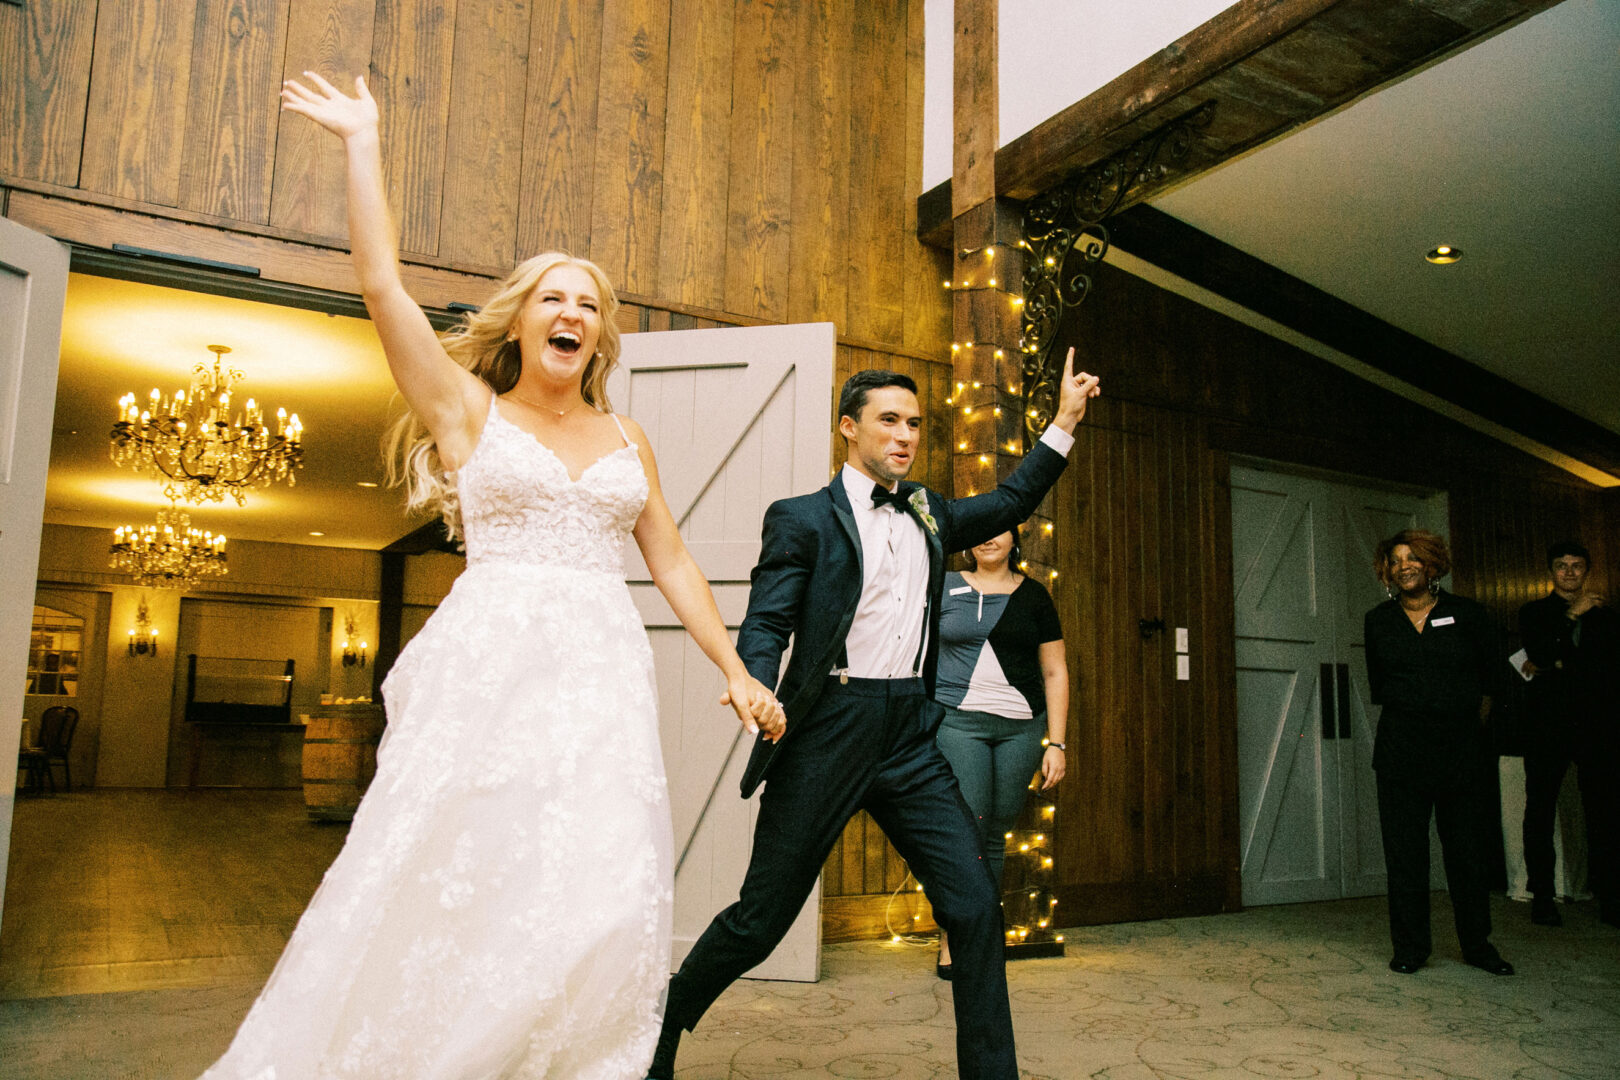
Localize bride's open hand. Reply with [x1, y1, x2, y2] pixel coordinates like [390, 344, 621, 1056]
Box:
[280, 72, 378, 141]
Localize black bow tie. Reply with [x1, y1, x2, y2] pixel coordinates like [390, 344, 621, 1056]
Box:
[871, 483, 910, 513]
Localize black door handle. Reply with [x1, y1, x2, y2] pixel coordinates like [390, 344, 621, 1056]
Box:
[1320, 663, 1336, 740]
[1336, 663, 1352, 739]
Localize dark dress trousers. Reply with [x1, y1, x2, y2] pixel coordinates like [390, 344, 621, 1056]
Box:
[661, 441, 1068, 1080]
[1519, 592, 1620, 915]
[1364, 590, 1502, 965]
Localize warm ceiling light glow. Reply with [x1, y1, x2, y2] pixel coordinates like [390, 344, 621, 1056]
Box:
[1425, 245, 1463, 265]
[309, 531, 325, 536]
[356, 481, 379, 488]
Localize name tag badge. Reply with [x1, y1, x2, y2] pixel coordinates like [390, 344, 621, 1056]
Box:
[1430, 616, 1456, 627]
[949, 585, 973, 595]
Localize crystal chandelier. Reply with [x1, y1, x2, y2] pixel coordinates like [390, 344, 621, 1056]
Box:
[109, 504, 228, 588]
[111, 344, 304, 505]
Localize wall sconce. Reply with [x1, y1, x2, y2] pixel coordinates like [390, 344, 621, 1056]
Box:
[342, 615, 367, 669]
[128, 598, 158, 657]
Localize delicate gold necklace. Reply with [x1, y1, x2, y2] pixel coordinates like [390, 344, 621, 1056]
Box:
[506, 391, 584, 418]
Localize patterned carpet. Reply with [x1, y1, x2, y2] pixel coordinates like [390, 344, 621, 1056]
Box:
[3, 894, 1616, 1079]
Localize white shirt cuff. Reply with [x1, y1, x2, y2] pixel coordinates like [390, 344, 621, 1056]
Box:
[1038, 424, 1075, 457]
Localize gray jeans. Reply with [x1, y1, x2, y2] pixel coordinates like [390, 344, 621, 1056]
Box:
[935, 705, 1047, 892]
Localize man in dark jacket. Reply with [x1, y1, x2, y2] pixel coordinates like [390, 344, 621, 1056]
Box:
[648, 355, 1100, 1080]
[1518, 540, 1620, 927]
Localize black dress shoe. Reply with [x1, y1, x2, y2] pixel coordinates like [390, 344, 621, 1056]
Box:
[936, 962, 953, 981]
[1531, 896, 1563, 926]
[1464, 953, 1515, 976]
[1388, 958, 1422, 974]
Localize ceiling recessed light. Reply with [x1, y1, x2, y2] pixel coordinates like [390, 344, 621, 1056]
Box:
[308, 531, 325, 537]
[356, 481, 379, 488]
[1425, 245, 1462, 265]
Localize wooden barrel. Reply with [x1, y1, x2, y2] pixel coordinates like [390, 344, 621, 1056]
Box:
[302, 704, 386, 822]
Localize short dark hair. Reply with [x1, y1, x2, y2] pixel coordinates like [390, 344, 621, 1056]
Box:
[838, 369, 918, 422]
[1547, 540, 1591, 568]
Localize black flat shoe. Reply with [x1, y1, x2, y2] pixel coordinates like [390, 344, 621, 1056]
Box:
[936, 962, 953, 981]
[1464, 954, 1515, 976]
[1388, 959, 1422, 975]
[1531, 897, 1563, 926]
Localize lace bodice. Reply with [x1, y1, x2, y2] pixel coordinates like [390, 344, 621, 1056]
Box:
[455, 400, 648, 575]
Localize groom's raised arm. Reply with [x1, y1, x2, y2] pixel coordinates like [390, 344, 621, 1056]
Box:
[736, 500, 815, 691]
[944, 349, 1100, 551]
[942, 439, 1069, 552]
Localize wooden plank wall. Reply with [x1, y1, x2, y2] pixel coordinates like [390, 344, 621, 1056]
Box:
[1, 0, 953, 940]
[0, 0, 948, 358]
[1040, 260, 1611, 925]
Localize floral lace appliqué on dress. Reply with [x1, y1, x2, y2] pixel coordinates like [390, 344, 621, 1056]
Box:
[201, 398, 672, 1080]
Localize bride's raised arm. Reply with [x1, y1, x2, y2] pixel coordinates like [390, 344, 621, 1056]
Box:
[280, 73, 487, 468]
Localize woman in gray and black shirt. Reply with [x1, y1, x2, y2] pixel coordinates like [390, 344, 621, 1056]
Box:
[933, 529, 1068, 978]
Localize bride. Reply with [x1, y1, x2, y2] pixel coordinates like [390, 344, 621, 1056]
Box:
[199, 73, 785, 1079]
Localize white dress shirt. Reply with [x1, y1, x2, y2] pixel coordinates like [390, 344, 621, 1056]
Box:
[837, 464, 932, 678]
[835, 425, 1074, 679]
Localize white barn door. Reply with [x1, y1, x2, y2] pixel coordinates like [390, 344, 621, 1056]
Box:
[0, 218, 70, 924]
[1233, 463, 1447, 907]
[609, 323, 833, 982]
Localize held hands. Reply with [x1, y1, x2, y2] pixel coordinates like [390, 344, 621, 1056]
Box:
[720, 673, 786, 743]
[280, 72, 379, 141]
[1051, 347, 1102, 431]
[1039, 745, 1066, 790]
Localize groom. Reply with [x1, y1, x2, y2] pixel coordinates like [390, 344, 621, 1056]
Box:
[650, 354, 1100, 1079]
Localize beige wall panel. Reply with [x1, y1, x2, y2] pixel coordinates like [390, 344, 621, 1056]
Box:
[657, 0, 734, 309]
[0, 0, 98, 186]
[370, 0, 458, 256]
[439, 0, 532, 270]
[516, 0, 604, 260]
[79, 0, 198, 205]
[844, 0, 905, 345]
[179, 0, 292, 224]
[785, 0, 850, 328]
[588, 0, 671, 293]
[268, 0, 377, 241]
[723, 0, 795, 323]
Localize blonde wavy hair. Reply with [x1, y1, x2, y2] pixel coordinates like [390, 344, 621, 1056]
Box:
[385, 252, 622, 539]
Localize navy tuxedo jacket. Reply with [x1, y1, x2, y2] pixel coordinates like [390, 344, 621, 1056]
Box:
[735, 440, 1069, 796]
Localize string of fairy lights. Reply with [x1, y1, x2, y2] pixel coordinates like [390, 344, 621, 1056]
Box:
[880, 237, 1066, 959]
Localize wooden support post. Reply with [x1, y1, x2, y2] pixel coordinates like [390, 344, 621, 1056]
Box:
[949, 1, 1050, 561]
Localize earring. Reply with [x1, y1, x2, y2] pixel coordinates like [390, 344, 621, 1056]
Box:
[1428, 578, 1440, 597]
[1385, 583, 1397, 600]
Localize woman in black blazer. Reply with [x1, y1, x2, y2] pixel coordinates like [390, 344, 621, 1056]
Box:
[1364, 528, 1512, 976]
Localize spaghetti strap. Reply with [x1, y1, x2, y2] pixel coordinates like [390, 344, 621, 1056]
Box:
[609, 412, 632, 447]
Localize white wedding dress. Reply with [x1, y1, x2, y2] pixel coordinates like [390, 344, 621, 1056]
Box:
[202, 399, 673, 1080]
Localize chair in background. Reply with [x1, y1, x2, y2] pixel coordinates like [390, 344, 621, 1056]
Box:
[18, 705, 78, 794]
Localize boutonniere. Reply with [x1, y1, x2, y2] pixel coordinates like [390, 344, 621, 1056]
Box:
[908, 489, 939, 536]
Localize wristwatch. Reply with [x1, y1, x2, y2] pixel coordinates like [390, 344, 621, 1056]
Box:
[1045, 741, 1066, 751]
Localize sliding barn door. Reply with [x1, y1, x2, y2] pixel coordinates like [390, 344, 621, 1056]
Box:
[0, 218, 69, 925]
[609, 323, 833, 981]
[1233, 464, 1446, 906]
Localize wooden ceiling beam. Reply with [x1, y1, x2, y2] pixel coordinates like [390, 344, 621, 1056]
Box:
[918, 0, 1568, 246]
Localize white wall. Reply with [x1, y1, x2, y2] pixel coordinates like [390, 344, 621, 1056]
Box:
[922, 0, 1234, 189]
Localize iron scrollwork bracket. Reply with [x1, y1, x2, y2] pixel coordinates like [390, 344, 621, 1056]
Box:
[1018, 101, 1216, 443]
